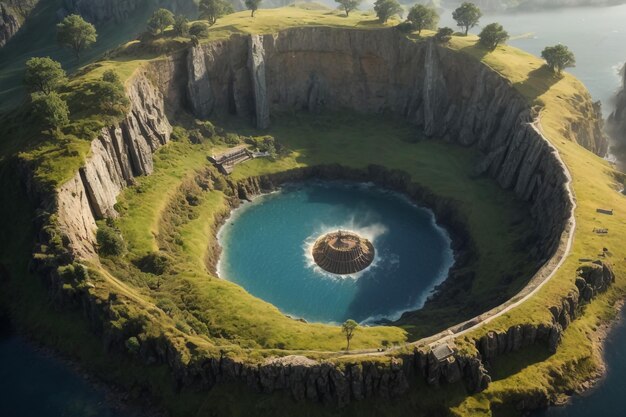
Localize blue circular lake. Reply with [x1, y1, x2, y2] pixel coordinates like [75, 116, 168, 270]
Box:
[217, 181, 454, 324]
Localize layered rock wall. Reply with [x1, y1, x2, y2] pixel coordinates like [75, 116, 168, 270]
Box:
[0, 2, 21, 47]
[56, 73, 171, 259]
[186, 28, 607, 259]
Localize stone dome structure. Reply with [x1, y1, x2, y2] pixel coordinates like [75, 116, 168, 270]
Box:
[311, 230, 375, 275]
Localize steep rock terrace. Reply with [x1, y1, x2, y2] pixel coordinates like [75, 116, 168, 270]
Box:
[56, 72, 171, 259]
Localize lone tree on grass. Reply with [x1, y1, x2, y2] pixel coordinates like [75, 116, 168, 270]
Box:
[479, 23, 509, 51]
[406, 4, 439, 35]
[31, 92, 69, 130]
[335, 0, 361, 17]
[342, 319, 358, 351]
[147, 8, 175, 36]
[435, 27, 454, 43]
[24, 57, 67, 95]
[541, 44, 576, 76]
[57, 14, 97, 63]
[374, 0, 403, 23]
[173, 14, 190, 37]
[245, 0, 262, 17]
[199, 0, 233, 26]
[452, 2, 482, 36]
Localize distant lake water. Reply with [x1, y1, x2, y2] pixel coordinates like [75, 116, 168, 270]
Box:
[0, 335, 129, 417]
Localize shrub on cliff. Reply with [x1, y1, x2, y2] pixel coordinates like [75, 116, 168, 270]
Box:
[406, 4, 439, 35]
[96, 224, 126, 257]
[125, 337, 140, 355]
[23, 57, 67, 95]
[435, 27, 454, 43]
[173, 15, 189, 37]
[374, 0, 402, 23]
[31, 92, 69, 130]
[147, 8, 175, 36]
[479, 23, 509, 51]
[541, 44, 576, 76]
[91, 79, 130, 117]
[189, 22, 210, 38]
[136, 252, 171, 275]
[102, 69, 120, 84]
[452, 2, 482, 36]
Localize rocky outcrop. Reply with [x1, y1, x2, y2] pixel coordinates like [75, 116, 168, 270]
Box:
[477, 261, 615, 363]
[0, 2, 20, 47]
[56, 73, 171, 259]
[248, 34, 269, 129]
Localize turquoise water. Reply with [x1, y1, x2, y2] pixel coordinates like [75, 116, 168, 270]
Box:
[0, 336, 129, 417]
[218, 182, 454, 324]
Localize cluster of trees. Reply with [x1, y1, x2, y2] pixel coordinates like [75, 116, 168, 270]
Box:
[23, 56, 128, 130]
[386, 2, 575, 75]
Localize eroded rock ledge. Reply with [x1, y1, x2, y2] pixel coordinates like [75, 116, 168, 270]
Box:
[27, 27, 610, 407]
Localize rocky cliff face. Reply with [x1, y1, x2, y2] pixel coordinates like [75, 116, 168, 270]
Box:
[56, 73, 171, 259]
[0, 2, 20, 47]
[185, 27, 607, 259]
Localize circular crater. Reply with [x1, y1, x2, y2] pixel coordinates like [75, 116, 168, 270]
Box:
[218, 182, 454, 324]
[312, 230, 375, 275]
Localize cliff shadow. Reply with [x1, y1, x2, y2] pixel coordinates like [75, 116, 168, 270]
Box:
[513, 66, 561, 102]
[486, 344, 552, 382]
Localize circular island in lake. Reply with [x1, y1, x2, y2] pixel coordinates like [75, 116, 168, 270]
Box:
[311, 230, 375, 275]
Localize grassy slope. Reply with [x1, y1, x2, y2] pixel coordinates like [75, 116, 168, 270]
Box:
[442, 36, 626, 416]
[0, 0, 160, 112]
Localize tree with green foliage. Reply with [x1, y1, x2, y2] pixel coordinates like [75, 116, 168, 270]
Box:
[56, 14, 97, 62]
[96, 225, 126, 256]
[125, 337, 140, 355]
[90, 79, 130, 116]
[406, 4, 439, 35]
[335, 0, 361, 17]
[373, 0, 402, 23]
[23, 57, 67, 95]
[452, 2, 482, 36]
[102, 69, 121, 84]
[189, 22, 210, 38]
[541, 44, 576, 76]
[31, 91, 69, 130]
[245, 0, 262, 17]
[342, 319, 358, 351]
[147, 8, 175, 36]
[479, 22, 509, 51]
[199, 0, 233, 26]
[435, 27, 454, 43]
[173, 14, 190, 37]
